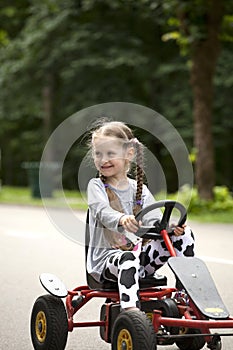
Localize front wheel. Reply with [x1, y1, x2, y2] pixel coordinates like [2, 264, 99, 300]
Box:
[111, 310, 156, 350]
[176, 328, 205, 350]
[30, 294, 68, 350]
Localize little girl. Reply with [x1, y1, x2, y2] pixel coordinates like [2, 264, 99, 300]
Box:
[87, 120, 194, 311]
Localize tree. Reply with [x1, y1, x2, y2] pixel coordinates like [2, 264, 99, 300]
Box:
[0, 0, 232, 193]
[189, 0, 224, 200]
[162, 0, 231, 200]
[1, 0, 180, 187]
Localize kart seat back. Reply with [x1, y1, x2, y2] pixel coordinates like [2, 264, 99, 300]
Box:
[85, 210, 167, 291]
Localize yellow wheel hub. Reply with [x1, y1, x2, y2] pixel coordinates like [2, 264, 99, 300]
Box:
[35, 311, 47, 343]
[117, 329, 133, 350]
[179, 327, 188, 335]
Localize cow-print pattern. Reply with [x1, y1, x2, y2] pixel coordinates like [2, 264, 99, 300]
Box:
[121, 293, 130, 302]
[184, 243, 195, 256]
[120, 267, 137, 289]
[104, 266, 118, 282]
[102, 226, 195, 309]
[119, 252, 136, 264]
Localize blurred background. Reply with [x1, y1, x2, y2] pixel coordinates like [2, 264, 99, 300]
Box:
[0, 0, 232, 220]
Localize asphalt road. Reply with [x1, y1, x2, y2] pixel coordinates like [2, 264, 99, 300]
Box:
[0, 204, 233, 350]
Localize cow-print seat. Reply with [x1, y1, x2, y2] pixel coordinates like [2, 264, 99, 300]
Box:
[85, 210, 167, 291]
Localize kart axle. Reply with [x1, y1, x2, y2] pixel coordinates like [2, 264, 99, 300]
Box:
[153, 312, 233, 332]
[159, 332, 233, 339]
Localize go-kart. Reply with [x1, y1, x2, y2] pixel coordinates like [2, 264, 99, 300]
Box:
[30, 200, 233, 350]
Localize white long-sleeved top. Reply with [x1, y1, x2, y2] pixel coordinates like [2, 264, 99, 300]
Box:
[87, 177, 162, 282]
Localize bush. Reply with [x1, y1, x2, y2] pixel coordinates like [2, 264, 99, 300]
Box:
[179, 185, 233, 214]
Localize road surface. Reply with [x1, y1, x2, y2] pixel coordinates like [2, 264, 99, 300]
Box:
[0, 204, 232, 349]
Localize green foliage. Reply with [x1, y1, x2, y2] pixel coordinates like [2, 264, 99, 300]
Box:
[0, 0, 232, 193]
[177, 185, 233, 214]
[161, 0, 228, 53]
[0, 29, 9, 46]
[0, 0, 30, 41]
[221, 15, 233, 42]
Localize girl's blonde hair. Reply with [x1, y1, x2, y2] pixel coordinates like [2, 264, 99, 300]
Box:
[91, 121, 144, 216]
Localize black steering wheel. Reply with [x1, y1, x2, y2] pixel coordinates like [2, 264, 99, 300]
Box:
[135, 200, 187, 240]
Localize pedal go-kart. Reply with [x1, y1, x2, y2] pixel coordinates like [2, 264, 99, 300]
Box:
[30, 200, 233, 350]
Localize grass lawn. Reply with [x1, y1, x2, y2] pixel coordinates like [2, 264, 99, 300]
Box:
[0, 186, 232, 223]
[0, 186, 88, 210]
[188, 211, 233, 223]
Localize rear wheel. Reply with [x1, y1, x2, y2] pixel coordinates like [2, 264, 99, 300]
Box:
[111, 310, 156, 350]
[31, 294, 68, 350]
[155, 299, 180, 345]
[176, 328, 205, 350]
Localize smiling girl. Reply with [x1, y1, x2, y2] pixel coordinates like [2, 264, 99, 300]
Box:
[87, 120, 194, 311]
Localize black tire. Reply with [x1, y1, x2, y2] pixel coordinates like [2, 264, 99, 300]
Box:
[111, 310, 156, 350]
[30, 294, 68, 350]
[176, 328, 205, 350]
[154, 299, 180, 345]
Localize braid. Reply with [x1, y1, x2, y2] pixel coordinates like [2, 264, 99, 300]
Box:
[133, 139, 144, 216]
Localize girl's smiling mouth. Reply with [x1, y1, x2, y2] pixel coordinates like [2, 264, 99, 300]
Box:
[101, 163, 113, 167]
[101, 164, 114, 170]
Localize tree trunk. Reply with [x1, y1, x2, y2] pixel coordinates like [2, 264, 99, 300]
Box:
[42, 73, 54, 162]
[190, 0, 224, 200]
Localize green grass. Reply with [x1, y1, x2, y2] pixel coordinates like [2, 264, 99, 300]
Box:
[188, 211, 233, 223]
[0, 186, 88, 210]
[0, 186, 232, 223]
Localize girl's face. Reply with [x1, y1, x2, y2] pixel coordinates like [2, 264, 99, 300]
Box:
[92, 136, 134, 181]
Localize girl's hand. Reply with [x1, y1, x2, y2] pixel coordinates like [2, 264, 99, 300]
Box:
[119, 215, 141, 233]
[173, 224, 186, 236]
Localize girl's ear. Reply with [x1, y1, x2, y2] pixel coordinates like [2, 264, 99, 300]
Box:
[126, 147, 135, 161]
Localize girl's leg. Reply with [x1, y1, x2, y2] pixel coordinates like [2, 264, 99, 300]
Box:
[170, 226, 195, 257]
[141, 240, 170, 277]
[102, 250, 141, 309]
[141, 226, 195, 276]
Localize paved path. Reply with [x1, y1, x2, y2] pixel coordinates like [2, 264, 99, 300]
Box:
[0, 204, 232, 349]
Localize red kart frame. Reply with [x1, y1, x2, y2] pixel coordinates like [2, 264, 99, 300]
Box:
[31, 201, 233, 350]
[65, 227, 233, 347]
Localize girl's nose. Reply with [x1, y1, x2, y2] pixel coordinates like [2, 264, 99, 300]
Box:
[100, 154, 109, 164]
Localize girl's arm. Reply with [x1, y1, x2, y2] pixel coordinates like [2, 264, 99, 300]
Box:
[141, 185, 162, 225]
[117, 185, 160, 233]
[87, 178, 124, 231]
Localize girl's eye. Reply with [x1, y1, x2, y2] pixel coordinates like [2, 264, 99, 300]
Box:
[108, 151, 115, 156]
[94, 151, 101, 158]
